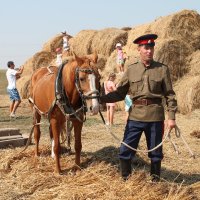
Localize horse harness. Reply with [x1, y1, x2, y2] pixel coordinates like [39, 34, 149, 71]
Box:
[29, 61, 100, 123]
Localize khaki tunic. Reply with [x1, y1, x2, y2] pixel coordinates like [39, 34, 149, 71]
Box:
[100, 60, 177, 122]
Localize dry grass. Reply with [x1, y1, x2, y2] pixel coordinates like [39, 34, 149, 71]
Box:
[0, 69, 7, 95]
[0, 93, 199, 200]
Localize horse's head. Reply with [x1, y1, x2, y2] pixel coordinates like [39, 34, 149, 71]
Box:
[64, 52, 101, 115]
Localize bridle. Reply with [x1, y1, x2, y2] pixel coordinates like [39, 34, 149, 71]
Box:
[56, 66, 100, 122]
[75, 67, 100, 101]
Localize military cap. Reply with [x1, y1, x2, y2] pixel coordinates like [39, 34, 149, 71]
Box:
[133, 34, 158, 46]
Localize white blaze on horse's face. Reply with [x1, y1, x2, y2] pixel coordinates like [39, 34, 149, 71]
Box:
[87, 73, 99, 115]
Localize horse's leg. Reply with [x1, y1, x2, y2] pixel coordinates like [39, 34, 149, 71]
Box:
[33, 110, 41, 157]
[50, 118, 61, 174]
[66, 120, 73, 154]
[49, 124, 55, 158]
[72, 120, 83, 168]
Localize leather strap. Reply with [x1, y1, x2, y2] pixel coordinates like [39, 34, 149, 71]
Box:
[133, 98, 162, 106]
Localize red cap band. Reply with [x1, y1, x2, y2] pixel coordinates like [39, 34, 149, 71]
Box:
[138, 39, 154, 45]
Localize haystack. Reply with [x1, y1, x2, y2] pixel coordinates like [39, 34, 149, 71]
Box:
[70, 28, 128, 57]
[70, 30, 98, 56]
[17, 76, 31, 99]
[90, 28, 128, 57]
[174, 75, 200, 114]
[31, 51, 55, 71]
[191, 30, 200, 50]
[17, 51, 55, 98]
[42, 33, 73, 53]
[95, 54, 107, 71]
[186, 50, 200, 76]
[154, 38, 191, 81]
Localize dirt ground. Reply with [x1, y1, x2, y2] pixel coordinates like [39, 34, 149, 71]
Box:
[0, 93, 199, 200]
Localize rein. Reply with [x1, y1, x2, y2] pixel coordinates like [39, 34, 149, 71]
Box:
[99, 110, 195, 158]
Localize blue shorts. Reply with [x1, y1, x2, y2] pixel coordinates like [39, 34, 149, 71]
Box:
[7, 88, 21, 101]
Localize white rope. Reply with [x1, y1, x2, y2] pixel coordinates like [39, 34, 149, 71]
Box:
[105, 124, 195, 158]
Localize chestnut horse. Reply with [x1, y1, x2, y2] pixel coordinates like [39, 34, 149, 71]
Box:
[29, 53, 101, 174]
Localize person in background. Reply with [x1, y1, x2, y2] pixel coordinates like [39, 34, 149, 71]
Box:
[6, 61, 24, 117]
[55, 47, 62, 67]
[124, 94, 132, 122]
[61, 31, 70, 54]
[116, 43, 125, 74]
[100, 34, 177, 181]
[104, 73, 117, 126]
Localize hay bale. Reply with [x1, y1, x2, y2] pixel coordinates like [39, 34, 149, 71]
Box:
[174, 75, 200, 114]
[17, 51, 55, 98]
[148, 10, 200, 42]
[70, 30, 98, 56]
[32, 51, 55, 71]
[190, 30, 200, 51]
[154, 38, 191, 81]
[42, 33, 73, 52]
[186, 50, 200, 76]
[95, 54, 107, 71]
[70, 28, 128, 57]
[91, 28, 128, 57]
[17, 76, 31, 99]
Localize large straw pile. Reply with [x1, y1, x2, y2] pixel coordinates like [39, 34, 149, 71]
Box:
[69, 30, 98, 56]
[174, 75, 200, 114]
[70, 28, 128, 57]
[17, 51, 55, 98]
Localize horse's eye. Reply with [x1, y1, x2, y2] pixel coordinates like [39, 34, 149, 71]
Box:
[79, 78, 85, 82]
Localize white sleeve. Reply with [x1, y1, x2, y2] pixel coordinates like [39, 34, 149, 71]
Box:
[10, 69, 17, 75]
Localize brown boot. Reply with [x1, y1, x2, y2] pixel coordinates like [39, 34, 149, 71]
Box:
[150, 160, 161, 182]
[120, 159, 132, 181]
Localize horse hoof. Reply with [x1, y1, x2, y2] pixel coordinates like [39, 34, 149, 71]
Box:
[71, 164, 81, 172]
[61, 147, 71, 155]
[54, 169, 63, 175]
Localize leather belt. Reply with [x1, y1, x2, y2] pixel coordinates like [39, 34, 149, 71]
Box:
[133, 98, 162, 106]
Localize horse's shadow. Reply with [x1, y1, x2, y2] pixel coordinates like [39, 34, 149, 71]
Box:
[79, 145, 200, 185]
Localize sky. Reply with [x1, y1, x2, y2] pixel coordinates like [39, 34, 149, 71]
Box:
[0, 0, 200, 69]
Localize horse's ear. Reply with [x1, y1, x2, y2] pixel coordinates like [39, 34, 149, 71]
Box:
[72, 51, 83, 65]
[91, 51, 98, 64]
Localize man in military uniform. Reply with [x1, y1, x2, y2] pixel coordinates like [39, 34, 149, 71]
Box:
[100, 34, 177, 181]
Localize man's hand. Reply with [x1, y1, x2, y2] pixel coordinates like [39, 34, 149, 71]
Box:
[167, 119, 176, 130]
[20, 65, 24, 70]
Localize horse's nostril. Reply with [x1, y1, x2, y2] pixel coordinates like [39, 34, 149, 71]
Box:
[90, 106, 93, 111]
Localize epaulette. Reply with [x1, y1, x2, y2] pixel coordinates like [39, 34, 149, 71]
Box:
[127, 61, 138, 68]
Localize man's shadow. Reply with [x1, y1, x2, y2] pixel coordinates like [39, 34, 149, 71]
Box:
[80, 145, 200, 185]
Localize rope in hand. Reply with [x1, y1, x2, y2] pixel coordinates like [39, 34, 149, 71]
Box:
[99, 111, 195, 158]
